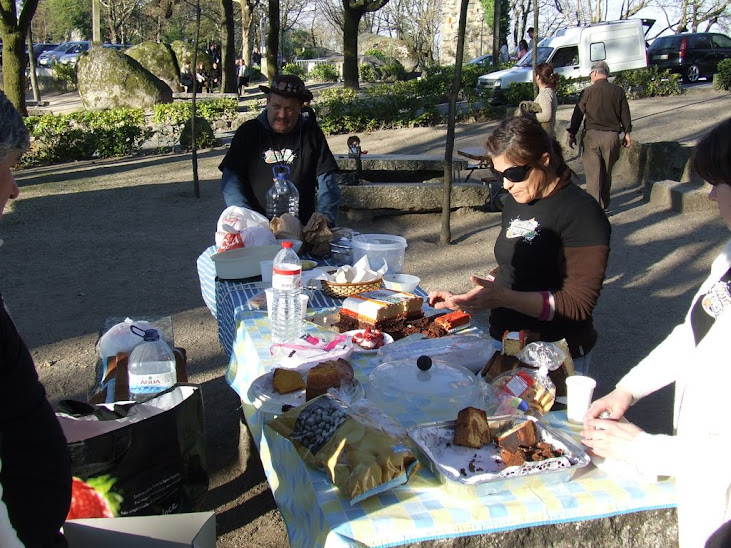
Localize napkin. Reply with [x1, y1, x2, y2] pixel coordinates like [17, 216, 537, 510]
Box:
[316, 256, 388, 284]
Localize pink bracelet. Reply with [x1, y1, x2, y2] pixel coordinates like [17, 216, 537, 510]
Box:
[538, 291, 551, 321]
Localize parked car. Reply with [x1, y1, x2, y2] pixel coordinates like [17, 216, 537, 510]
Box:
[466, 54, 494, 68]
[58, 41, 92, 66]
[647, 32, 731, 82]
[29, 43, 58, 66]
[38, 41, 90, 67]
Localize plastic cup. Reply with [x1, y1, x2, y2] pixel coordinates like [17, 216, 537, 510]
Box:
[265, 289, 308, 320]
[566, 376, 597, 424]
[260, 260, 274, 283]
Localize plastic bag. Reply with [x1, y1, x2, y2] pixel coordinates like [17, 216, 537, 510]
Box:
[215, 206, 271, 250]
[267, 394, 420, 504]
[270, 332, 354, 370]
[490, 344, 563, 416]
[96, 318, 160, 363]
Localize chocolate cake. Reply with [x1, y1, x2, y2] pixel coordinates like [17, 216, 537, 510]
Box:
[453, 407, 491, 449]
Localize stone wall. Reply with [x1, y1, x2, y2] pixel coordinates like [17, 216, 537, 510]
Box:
[440, 0, 491, 64]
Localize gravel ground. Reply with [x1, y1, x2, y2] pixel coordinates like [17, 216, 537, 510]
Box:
[4, 85, 729, 547]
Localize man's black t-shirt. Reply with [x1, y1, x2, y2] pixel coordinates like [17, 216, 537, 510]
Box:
[0, 294, 71, 546]
[490, 183, 611, 354]
[219, 115, 338, 224]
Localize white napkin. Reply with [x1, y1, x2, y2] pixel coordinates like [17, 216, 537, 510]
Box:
[315, 256, 388, 284]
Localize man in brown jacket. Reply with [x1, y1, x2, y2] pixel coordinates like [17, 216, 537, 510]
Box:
[567, 61, 632, 211]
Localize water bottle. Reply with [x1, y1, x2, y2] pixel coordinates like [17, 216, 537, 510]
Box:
[266, 165, 299, 220]
[127, 325, 177, 402]
[270, 241, 303, 344]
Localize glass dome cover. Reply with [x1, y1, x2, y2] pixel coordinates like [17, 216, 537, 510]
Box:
[367, 356, 483, 427]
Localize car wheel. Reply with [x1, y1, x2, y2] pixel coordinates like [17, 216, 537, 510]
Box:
[683, 64, 700, 83]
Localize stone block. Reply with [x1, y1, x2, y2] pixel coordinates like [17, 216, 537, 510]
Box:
[645, 179, 715, 212]
[339, 182, 490, 213]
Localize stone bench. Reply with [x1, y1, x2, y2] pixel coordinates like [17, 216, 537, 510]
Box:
[335, 154, 467, 183]
[338, 181, 491, 221]
[172, 92, 240, 101]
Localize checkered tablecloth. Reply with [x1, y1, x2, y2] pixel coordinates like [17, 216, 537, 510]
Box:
[225, 313, 677, 548]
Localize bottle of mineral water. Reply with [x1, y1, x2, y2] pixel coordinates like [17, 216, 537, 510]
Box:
[127, 326, 177, 402]
[266, 165, 299, 220]
[271, 241, 303, 344]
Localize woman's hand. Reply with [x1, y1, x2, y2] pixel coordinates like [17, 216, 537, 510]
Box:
[584, 388, 633, 422]
[580, 418, 644, 460]
[428, 276, 504, 313]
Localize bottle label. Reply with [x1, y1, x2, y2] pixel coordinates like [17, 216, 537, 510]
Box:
[129, 371, 177, 395]
[272, 263, 302, 290]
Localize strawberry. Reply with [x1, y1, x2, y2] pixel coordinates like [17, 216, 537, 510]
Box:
[67, 476, 122, 519]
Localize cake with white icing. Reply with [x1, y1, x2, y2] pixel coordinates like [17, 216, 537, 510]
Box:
[338, 289, 423, 330]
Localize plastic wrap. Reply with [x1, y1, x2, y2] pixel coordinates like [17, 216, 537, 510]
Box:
[376, 334, 495, 374]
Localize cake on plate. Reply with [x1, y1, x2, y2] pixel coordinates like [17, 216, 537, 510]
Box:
[272, 368, 305, 394]
[453, 407, 491, 449]
[305, 358, 355, 400]
[338, 289, 424, 331]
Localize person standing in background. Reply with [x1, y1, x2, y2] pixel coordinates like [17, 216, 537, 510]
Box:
[527, 27, 537, 51]
[567, 61, 631, 212]
[517, 40, 529, 60]
[534, 63, 559, 136]
[499, 39, 510, 64]
[237, 59, 250, 95]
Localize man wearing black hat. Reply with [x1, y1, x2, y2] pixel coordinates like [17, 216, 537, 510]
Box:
[218, 74, 340, 225]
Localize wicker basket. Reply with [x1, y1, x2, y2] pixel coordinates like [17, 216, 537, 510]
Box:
[321, 278, 383, 298]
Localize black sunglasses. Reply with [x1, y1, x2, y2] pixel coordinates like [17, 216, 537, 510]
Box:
[490, 164, 533, 183]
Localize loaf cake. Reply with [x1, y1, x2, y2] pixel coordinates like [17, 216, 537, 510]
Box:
[502, 330, 526, 356]
[496, 419, 537, 452]
[434, 310, 471, 333]
[305, 358, 355, 400]
[272, 368, 305, 394]
[453, 407, 491, 449]
[339, 289, 424, 330]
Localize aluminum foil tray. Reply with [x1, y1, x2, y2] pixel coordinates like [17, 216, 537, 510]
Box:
[407, 415, 590, 496]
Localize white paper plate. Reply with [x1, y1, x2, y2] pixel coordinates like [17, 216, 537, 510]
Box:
[344, 329, 394, 353]
[248, 370, 364, 415]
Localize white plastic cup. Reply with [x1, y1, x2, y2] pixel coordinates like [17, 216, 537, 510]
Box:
[566, 376, 597, 424]
[265, 289, 308, 320]
[260, 260, 274, 283]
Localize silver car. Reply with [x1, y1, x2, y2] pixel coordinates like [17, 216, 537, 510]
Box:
[38, 41, 90, 67]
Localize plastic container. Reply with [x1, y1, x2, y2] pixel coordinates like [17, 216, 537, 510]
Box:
[266, 165, 299, 220]
[270, 241, 303, 344]
[367, 355, 483, 428]
[127, 325, 177, 402]
[383, 273, 420, 293]
[351, 234, 407, 274]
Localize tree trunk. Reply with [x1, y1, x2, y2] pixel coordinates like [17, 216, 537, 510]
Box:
[441, 0, 470, 245]
[342, 7, 361, 89]
[241, 1, 255, 65]
[266, 0, 280, 81]
[26, 28, 41, 104]
[1, 30, 27, 115]
[220, 0, 237, 92]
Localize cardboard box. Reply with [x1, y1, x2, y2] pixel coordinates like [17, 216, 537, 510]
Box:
[64, 511, 215, 548]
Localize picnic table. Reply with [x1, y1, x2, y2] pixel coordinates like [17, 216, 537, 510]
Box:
[197, 248, 677, 547]
[456, 146, 489, 182]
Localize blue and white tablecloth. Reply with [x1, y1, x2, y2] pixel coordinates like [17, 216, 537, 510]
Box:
[225, 312, 677, 548]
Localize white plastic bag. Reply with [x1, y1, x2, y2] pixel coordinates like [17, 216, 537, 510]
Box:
[215, 206, 273, 251]
[96, 318, 159, 362]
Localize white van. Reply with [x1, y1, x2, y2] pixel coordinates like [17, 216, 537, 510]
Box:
[477, 19, 654, 98]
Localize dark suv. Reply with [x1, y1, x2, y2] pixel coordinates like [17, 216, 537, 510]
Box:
[648, 32, 731, 82]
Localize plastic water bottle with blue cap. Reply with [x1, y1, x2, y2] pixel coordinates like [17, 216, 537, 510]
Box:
[127, 325, 177, 401]
[266, 165, 299, 220]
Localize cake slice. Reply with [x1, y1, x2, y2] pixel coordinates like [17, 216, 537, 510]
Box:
[272, 368, 305, 394]
[453, 407, 491, 448]
[305, 358, 355, 400]
[434, 310, 471, 333]
[501, 330, 526, 356]
[496, 419, 537, 452]
[339, 289, 424, 329]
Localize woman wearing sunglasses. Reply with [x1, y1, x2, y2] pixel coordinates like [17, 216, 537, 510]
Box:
[429, 116, 610, 375]
[581, 117, 731, 548]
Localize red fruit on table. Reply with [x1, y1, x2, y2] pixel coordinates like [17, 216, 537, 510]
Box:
[66, 476, 121, 519]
